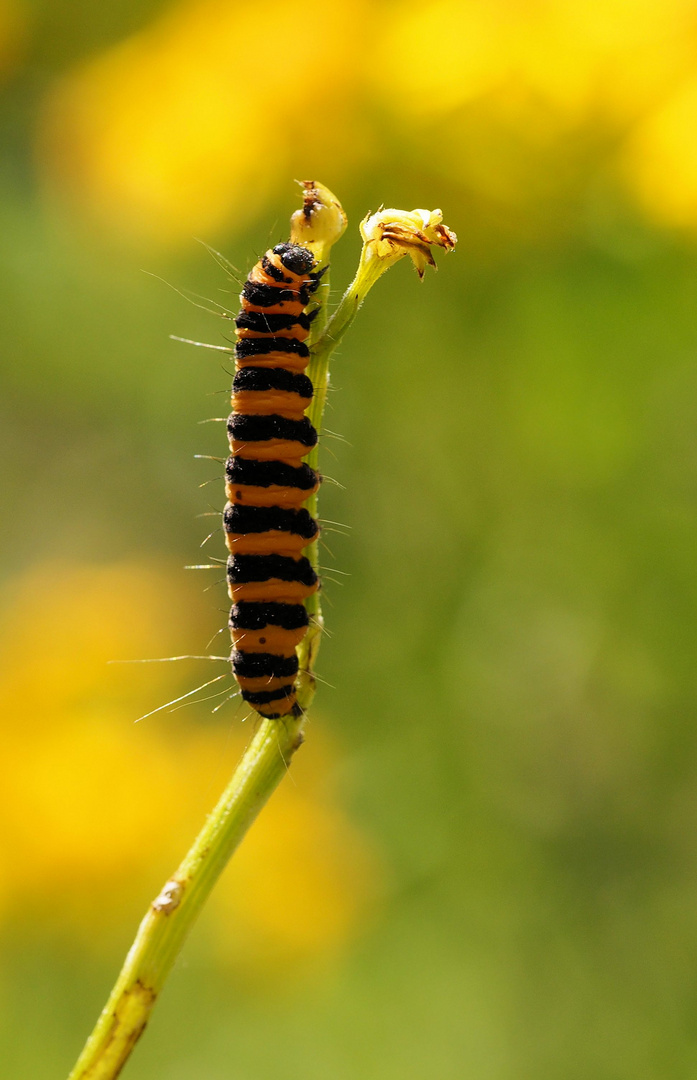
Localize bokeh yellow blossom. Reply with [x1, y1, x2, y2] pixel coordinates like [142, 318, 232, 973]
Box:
[372, 0, 697, 124]
[620, 74, 697, 232]
[35, 0, 697, 246]
[508, 0, 697, 123]
[38, 0, 365, 247]
[0, 563, 379, 968]
[370, 0, 508, 118]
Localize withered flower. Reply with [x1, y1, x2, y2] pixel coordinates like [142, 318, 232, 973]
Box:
[359, 207, 457, 278]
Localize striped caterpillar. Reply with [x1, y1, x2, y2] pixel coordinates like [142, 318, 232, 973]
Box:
[224, 242, 324, 718]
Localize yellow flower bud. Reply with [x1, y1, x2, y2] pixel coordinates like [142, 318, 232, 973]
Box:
[290, 180, 348, 262]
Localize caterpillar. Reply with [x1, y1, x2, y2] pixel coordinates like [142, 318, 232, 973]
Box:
[224, 242, 324, 719]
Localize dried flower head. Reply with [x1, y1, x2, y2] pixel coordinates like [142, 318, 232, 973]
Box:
[359, 207, 457, 278]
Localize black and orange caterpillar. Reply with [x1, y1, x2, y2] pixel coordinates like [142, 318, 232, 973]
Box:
[224, 242, 324, 718]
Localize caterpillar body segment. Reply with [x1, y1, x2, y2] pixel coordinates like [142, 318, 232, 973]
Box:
[224, 242, 322, 718]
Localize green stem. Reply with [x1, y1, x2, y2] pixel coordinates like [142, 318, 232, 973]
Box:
[295, 254, 333, 706]
[310, 247, 391, 376]
[295, 256, 381, 706]
[67, 714, 304, 1080]
[67, 186, 346, 1080]
[66, 186, 421, 1080]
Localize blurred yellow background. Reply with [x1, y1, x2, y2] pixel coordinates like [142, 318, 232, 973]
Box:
[2, 0, 697, 1076]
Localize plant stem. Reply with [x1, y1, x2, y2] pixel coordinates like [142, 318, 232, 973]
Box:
[67, 183, 347, 1080]
[67, 264, 382, 1075]
[66, 187, 453, 1080]
[293, 261, 378, 706]
[67, 714, 303, 1080]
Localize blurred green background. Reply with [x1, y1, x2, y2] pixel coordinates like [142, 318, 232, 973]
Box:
[2, 0, 697, 1077]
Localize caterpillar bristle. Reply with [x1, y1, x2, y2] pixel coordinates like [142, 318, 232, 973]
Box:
[134, 673, 229, 724]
